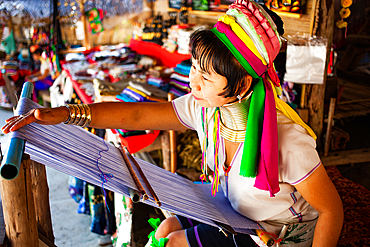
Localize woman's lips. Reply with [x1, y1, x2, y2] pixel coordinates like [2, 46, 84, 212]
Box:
[192, 94, 204, 101]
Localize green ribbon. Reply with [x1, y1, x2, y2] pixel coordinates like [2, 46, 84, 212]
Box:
[240, 79, 265, 177]
[147, 218, 169, 247]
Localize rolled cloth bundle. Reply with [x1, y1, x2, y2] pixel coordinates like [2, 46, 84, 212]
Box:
[207, 0, 317, 197]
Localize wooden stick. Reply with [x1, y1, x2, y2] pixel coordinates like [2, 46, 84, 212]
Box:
[30, 160, 55, 244]
[123, 146, 161, 207]
[168, 93, 177, 173]
[324, 98, 336, 157]
[300, 84, 306, 109]
[116, 145, 147, 199]
[255, 229, 275, 246]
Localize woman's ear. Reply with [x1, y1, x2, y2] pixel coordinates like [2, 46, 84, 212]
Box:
[240, 75, 253, 97]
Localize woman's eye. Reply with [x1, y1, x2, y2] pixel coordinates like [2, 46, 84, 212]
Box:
[202, 76, 209, 81]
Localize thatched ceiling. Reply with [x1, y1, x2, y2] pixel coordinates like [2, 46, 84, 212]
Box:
[0, 0, 142, 20]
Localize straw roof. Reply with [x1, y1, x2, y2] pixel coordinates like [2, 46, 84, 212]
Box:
[0, 0, 142, 20]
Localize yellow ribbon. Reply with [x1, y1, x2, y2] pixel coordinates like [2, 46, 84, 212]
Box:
[218, 15, 268, 65]
[268, 79, 317, 140]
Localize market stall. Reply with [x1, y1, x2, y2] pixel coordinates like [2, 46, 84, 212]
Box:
[1, 0, 369, 246]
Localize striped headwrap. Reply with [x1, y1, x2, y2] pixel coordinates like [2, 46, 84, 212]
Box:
[211, 0, 316, 197]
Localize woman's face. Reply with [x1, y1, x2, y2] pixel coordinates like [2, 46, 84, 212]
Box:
[189, 58, 239, 108]
[32, 53, 40, 61]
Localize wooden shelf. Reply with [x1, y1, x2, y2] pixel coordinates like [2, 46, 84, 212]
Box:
[168, 7, 301, 19]
[190, 9, 225, 17]
[274, 11, 301, 19]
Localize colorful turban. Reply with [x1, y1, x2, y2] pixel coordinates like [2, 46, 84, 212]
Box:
[211, 0, 316, 197]
[30, 44, 40, 53]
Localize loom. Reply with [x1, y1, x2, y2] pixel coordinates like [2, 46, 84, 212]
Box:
[0, 81, 33, 179]
[1, 82, 259, 235]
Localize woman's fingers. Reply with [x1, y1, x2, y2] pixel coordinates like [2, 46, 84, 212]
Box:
[4, 116, 20, 123]
[1, 110, 37, 134]
[2, 116, 23, 133]
[1, 106, 69, 134]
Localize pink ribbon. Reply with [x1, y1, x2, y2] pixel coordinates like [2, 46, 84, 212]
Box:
[254, 78, 280, 196]
[214, 21, 268, 76]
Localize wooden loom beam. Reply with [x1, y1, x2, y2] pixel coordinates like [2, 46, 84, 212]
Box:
[30, 160, 55, 244]
[0, 154, 38, 246]
[0, 81, 54, 246]
[0, 155, 55, 246]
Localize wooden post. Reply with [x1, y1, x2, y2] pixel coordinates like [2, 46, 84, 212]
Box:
[297, 84, 309, 123]
[324, 98, 336, 156]
[167, 93, 177, 173]
[78, 0, 91, 49]
[300, 84, 306, 109]
[6, 14, 13, 33]
[0, 154, 38, 247]
[30, 160, 54, 244]
[307, 0, 335, 150]
[161, 131, 171, 171]
[1, 73, 18, 108]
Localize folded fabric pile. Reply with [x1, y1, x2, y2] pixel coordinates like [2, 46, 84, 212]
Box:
[117, 86, 154, 102]
[147, 76, 167, 88]
[146, 66, 173, 94]
[115, 81, 168, 138]
[169, 59, 191, 97]
[19, 61, 32, 71]
[1, 61, 19, 76]
[116, 81, 168, 103]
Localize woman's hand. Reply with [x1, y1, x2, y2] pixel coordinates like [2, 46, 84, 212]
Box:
[1, 107, 69, 134]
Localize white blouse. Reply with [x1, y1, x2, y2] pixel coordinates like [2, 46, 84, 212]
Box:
[172, 93, 320, 238]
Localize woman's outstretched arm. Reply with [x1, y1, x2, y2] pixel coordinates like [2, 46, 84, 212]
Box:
[2, 101, 188, 134]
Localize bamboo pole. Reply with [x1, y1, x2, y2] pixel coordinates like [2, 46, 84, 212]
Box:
[30, 160, 54, 244]
[167, 93, 177, 173]
[0, 154, 38, 247]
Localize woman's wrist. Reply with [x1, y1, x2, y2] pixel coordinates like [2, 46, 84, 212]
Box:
[63, 104, 92, 127]
[62, 106, 71, 123]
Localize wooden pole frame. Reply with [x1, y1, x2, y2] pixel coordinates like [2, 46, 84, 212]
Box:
[0, 154, 39, 246]
[0, 82, 54, 246]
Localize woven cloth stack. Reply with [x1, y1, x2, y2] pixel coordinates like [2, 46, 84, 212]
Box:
[169, 59, 191, 97]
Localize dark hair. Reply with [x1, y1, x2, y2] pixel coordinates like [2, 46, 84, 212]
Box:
[190, 29, 257, 98]
[32, 48, 43, 56]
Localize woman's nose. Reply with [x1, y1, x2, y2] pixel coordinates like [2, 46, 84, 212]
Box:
[189, 71, 201, 91]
